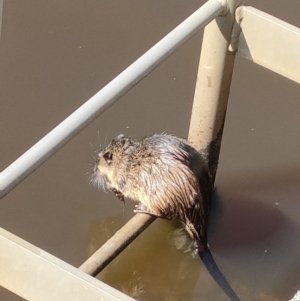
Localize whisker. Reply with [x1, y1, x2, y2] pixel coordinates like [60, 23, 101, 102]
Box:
[104, 134, 108, 148]
[90, 142, 99, 155]
[89, 154, 97, 162]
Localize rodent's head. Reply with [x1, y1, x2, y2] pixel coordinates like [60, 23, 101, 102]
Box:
[93, 134, 136, 190]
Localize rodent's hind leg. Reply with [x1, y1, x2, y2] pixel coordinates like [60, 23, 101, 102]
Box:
[184, 221, 208, 252]
[134, 202, 171, 220]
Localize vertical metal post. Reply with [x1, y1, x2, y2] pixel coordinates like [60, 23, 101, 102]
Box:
[188, 0, 243, 182]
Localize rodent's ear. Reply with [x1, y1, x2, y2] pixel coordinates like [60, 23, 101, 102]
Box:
[103, 152, 113, 164]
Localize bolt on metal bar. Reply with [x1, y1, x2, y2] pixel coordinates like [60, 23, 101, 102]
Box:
[0, 0, 225, 199]
[188, 0, 243, 182]
[79, 214, 156, 276]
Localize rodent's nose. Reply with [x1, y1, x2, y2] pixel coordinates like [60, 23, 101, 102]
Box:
[95, 152, 102, 164]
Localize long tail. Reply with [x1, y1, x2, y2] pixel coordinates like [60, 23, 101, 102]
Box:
[198, 249, 241, 301]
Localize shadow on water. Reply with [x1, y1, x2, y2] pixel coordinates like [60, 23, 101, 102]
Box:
[211, 164, 300, 300]
[212, 163, 300, 245]
[209, 190, 285, 250]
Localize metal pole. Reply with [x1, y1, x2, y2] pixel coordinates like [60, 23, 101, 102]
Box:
[0, 0, 225, 199]
[79, 214, 156, 276]
[188, 0, 243, 182]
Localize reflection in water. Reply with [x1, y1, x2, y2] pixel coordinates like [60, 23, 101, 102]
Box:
[87, 216, 200, 300]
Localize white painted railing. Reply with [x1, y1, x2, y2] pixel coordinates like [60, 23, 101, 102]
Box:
[231, 6, 300, 84]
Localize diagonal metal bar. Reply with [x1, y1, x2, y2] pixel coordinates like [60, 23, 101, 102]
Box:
[79, 214, 156, 276]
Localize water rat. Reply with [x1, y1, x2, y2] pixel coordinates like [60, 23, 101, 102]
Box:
[91, 134, 240, 301]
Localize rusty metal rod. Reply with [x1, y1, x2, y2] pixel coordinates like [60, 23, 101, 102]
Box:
[79, 214, 156, 276]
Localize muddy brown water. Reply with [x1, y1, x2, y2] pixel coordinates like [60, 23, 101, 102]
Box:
[0, 1, 300, 300]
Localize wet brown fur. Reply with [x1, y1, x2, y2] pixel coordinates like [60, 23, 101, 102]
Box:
[92, 133, 213, 251]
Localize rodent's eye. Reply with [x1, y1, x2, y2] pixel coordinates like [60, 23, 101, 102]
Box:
[103, 152, 113, 164]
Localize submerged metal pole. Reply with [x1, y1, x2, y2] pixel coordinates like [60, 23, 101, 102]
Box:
[188, 0, 243, 182]
[0, 0, 224, 199]
[79, 214, 156, 276]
